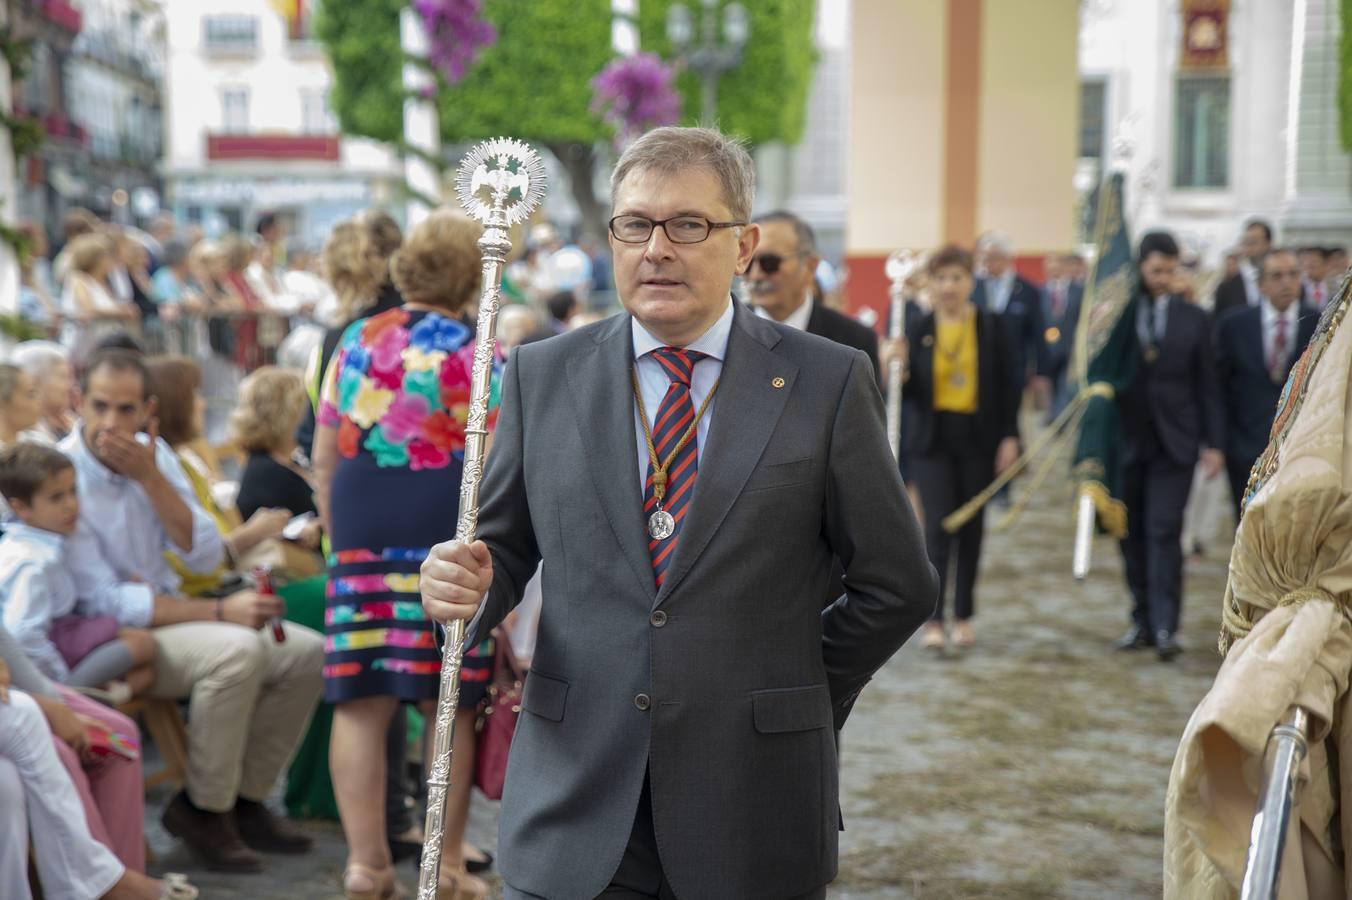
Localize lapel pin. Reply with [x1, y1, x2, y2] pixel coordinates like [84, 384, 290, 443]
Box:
[922, 335, 934, 347]
[772, 377, 786, 389]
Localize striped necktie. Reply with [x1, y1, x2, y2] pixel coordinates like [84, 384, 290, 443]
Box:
[645, 347, 707, 587]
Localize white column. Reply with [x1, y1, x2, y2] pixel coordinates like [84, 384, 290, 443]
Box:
[400, 9, 441, 227]
[612, 0, 639, 56]
[0, 0, 19, 316]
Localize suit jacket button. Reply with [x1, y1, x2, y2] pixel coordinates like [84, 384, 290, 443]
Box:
[634, 693, 651, 711]
[650, 611, 667, 628]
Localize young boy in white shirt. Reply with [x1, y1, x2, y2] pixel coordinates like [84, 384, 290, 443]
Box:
[0, 442, 155, 698]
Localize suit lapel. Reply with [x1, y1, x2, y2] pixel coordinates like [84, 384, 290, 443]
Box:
[566, 315, 657, 603]
[655, 307, 797, 606]
[1244, 310, 1265, 375]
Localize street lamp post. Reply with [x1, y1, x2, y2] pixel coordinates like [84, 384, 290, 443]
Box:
[666, 0, 749, 125]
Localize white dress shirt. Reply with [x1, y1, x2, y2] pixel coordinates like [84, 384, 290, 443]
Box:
[753, 292, 813, 332]
[0, 523, 79, 681]
[987, 271, 1015, 313]
[59, 426, 223, 626]
[1240, 261, 1262, 307]
[1261, 298, 1299, 371]
[631, 298, 733, 494]
[1136, 293, 1171, 350]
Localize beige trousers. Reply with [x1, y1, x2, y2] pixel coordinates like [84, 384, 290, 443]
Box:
[148, 620, 324, 812]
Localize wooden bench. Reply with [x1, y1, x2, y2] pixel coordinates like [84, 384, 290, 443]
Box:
[118, 697, 191, 790]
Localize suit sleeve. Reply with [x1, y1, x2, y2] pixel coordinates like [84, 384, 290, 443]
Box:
[1213, 317, 1234, 442]
[993, 314, 1022, 442]
[466, 347, 541, 645]
[820, 353, 939, 730]
[859, 326, 881, 388]
[1195, 311, 1226, 452]
[1026, 288, 1051, 377]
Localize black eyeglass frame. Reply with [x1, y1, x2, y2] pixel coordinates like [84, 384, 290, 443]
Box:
[608, 215, 748, 245]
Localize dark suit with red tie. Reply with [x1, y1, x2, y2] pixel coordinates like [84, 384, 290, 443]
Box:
[471, 302, 937, 899]
[1213, 302, 1318, 518]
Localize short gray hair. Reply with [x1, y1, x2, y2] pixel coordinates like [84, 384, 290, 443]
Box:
[610, 127, 756, 222]
[977, 231, 1014, 256]
[751, 210, 818, 256]
[10, 341, 70, 379]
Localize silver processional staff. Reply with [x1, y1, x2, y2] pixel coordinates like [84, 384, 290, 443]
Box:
[884, 250, 918, 462]
[418, 137, 546, 900]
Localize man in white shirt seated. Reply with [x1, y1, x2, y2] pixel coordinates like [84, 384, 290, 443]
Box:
[60, 348, 324, 873]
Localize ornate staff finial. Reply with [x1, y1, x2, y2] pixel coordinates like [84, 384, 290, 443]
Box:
[455, 136, 547, 226]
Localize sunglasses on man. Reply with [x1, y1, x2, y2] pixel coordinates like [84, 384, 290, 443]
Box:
[746, 251, 807, 276]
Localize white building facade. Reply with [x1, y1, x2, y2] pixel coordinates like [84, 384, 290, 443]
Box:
[1079, 0, 1352, 262]
[163, 0, 402, 245]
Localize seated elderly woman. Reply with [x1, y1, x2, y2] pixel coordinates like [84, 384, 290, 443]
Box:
[231, 367, 320, 533]
[144, 356, 294, 593]
[0, 364, 40, 450]
[10, 341, 77, 444]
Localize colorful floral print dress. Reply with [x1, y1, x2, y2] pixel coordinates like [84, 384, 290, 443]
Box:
[317, 306, 500, 704]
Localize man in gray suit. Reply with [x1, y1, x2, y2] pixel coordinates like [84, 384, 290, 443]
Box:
[421, 127, 937, 900]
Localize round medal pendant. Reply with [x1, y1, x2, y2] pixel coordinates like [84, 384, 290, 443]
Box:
[648, 509, 676, 541]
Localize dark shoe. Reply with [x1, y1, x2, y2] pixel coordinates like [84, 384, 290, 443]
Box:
[1156, 631, 1181, 661]
[465, 848, 494, 875]
[1114, 624, 1153, 651]
[389, 834, 422, 866]
[161, 792, 264, 873]
[233, 797, 315, 854]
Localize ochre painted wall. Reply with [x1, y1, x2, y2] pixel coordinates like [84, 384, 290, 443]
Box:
[845, 0, 1079, 322]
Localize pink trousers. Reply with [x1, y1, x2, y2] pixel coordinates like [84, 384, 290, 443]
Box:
[51, 686, 146, 873]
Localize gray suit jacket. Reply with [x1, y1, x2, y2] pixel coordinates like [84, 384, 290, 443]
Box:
[472, 303, 937, 900]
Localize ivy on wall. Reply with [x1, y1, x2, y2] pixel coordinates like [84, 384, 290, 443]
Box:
[0, 14, 43, 264]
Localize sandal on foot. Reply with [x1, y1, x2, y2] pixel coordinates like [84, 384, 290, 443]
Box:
[160, 874, 199, 900]
[343, 863, 401, 900]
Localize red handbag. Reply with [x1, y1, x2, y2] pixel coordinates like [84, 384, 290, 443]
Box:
[475, 627, 525, 800]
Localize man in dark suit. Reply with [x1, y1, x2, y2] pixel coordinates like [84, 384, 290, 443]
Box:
[1115, 231, 1225, 661]
[744, 209, 880, 379]
[420, 127, 937, 900]
[1215, 248, 1317, 520]
[970, 232, 1049, 387]
[1040, 252, 1084, 420]
[1212, 218, 1273, 318]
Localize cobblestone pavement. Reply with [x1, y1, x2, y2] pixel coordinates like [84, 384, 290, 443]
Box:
[142, 477, 1230, 898]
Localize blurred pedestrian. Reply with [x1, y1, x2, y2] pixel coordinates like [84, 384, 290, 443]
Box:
[746, 210, 880, 379]
[59, 235, 137, 366]
[1213, 218, 1272, 316]
[11, 341, 77, 444]
[904, 244, 1021, 651]
[1114, 231, 1224, 661]
[1214, 248, 1317, 521]
[1040, 253, 1083, 420]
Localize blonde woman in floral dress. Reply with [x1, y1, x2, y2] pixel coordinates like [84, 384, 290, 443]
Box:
[314, 210, 498, 900]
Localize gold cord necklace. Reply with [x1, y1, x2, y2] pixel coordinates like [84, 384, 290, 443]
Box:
[631, 364, 720, 540]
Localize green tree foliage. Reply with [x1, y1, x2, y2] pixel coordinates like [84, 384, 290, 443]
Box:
[1343, 0, 1352, 151]
[314, 0, 405, 144]
[637, 0, 817, 145]
[314, 0, 817, 233]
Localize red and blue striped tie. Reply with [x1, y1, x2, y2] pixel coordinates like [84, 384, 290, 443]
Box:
[645, 347, 707, 587]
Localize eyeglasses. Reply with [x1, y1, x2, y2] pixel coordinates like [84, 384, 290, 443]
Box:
[746, 252, 806, 276]
[609, 215, 746, 245]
